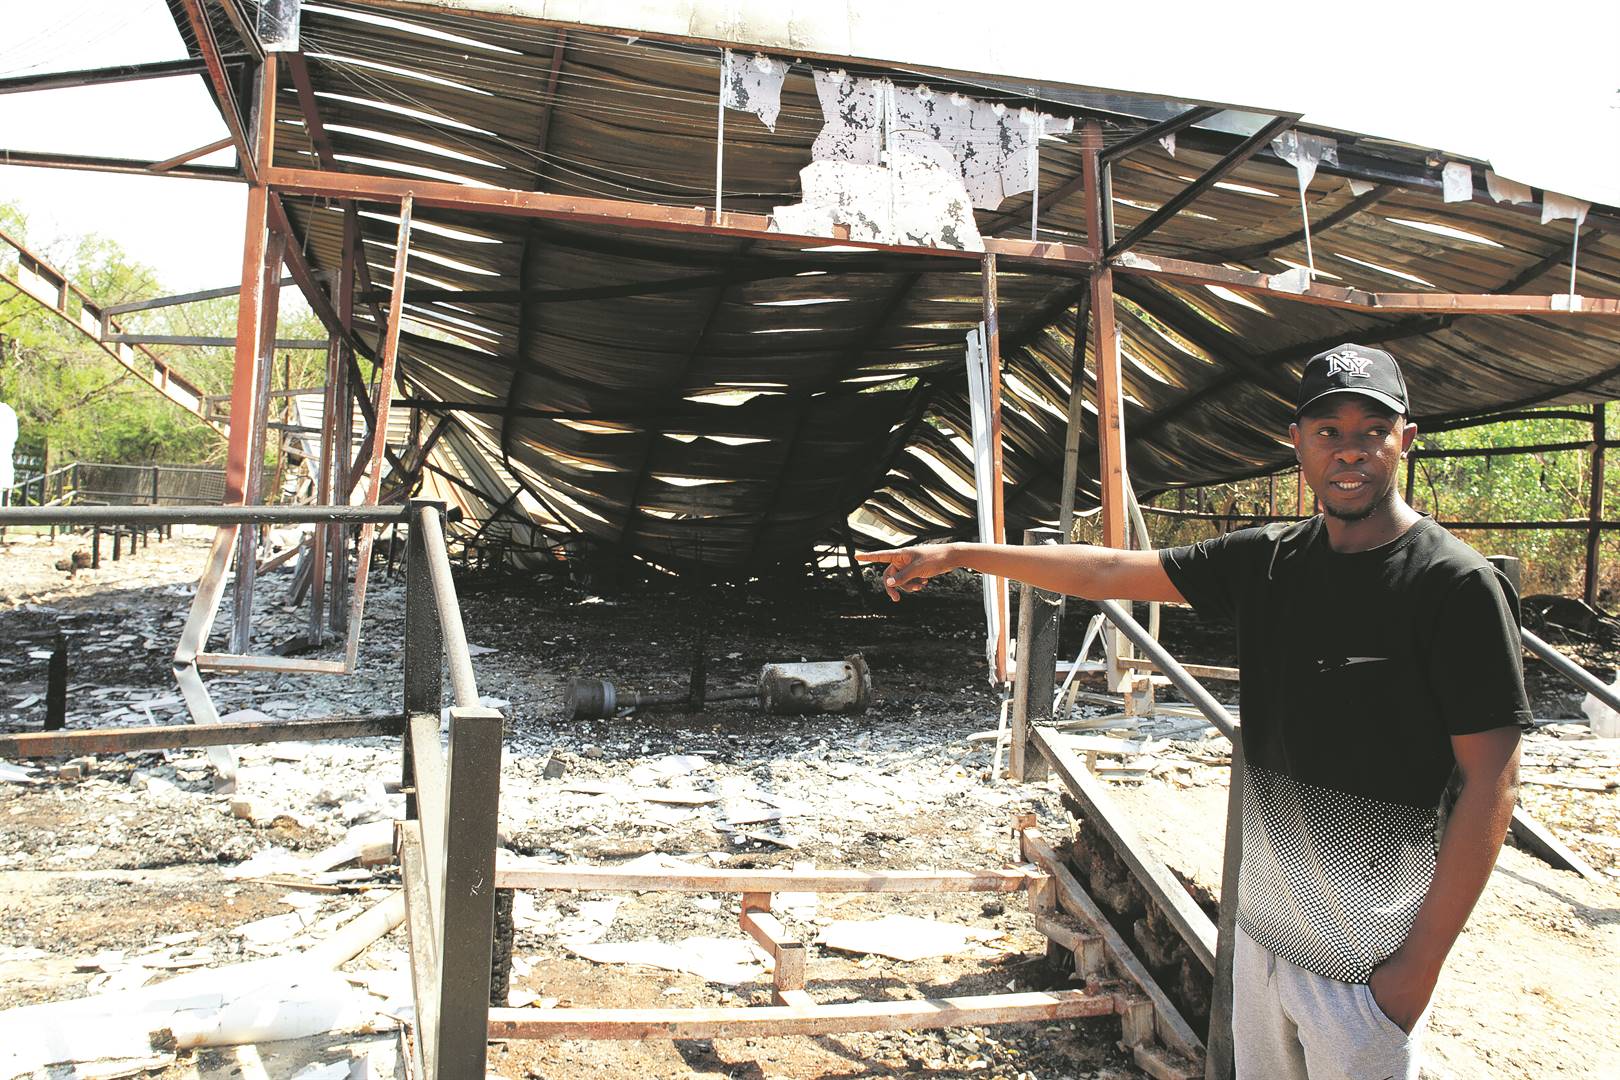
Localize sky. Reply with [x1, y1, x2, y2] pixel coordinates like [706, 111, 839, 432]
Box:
[0, 0, 245, 290]
[0, 0, 1616, 295]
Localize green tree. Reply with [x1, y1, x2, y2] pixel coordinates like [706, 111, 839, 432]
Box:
[0, 200, 326, 477]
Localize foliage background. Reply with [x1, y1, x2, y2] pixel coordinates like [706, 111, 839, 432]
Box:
[0, 201, 325, 470]
[1127, 409, 1615, 601]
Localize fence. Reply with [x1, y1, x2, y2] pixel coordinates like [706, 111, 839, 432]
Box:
[1144, 404, 1616, 605]
[3, 461, 226, 508]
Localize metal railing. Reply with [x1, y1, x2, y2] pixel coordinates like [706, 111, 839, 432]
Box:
[3, 462, 228, 509]
[0, 498, 504, 1079]
[397, 501, 502, 1079]
[1031, 583, 1618, 1080]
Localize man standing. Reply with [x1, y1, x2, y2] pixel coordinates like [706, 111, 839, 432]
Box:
[859, 344, 1527, 1079]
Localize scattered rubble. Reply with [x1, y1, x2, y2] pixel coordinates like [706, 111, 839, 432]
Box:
[0, 530, 1615, 1078]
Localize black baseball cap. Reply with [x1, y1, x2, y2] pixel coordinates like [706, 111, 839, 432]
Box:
[1295, 343, 1409, 418]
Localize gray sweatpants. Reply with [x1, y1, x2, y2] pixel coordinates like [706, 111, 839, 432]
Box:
[1233, 924, 1426, 1080]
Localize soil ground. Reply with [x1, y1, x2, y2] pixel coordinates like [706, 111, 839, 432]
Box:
[0, 528, 1616, 1079]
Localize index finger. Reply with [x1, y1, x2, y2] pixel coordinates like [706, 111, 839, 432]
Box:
[854, 549, 907, 563]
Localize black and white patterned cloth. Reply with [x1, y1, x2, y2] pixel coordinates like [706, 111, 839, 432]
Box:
[1160, 516, 1533, 984]
[1238, 764, 1439, 982]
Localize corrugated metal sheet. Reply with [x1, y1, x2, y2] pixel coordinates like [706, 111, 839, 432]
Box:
[179, 1, 1620, 569]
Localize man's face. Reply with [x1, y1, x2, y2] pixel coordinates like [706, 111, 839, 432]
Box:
[1289, 396, 1417, 522]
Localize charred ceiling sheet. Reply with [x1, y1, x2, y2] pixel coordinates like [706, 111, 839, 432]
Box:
[181, 1, 1620, 570]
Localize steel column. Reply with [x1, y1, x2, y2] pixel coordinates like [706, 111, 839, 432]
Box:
[433, 705, 504, 1077]
[344, 196, 415, 669]
[1008, 530, 1057, 782]
[1587, 403, 1606, 607]
[403, 501, 445, 823]
[331, 208, 359, 633]
[234, 227, 286, 653]
[1056, 296, 1090, 542]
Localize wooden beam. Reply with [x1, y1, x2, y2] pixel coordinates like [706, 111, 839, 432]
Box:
[1118, 656, 1240, 682]
[1107, 115, 1294, 258]
[0, 714, 403, 758]
[398, 820, 439, 1080]
[739, 894, 807, 1003]
[344, 196, 415, 668]
[1509, 805, 1606, 886]
[1019, 825, 1205, 1061]
[1033, 727, 1216, 973]
[494, 864, 1042, 893]
[485, 989, 1119, 1041]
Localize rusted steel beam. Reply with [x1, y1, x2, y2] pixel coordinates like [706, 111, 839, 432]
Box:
[1424, 409, 1597, 432]
[1588, 404, 1607, 608]
[1056, 294, 1090, 540]
[1409, 439, 1620, 459]
[0, 504, 407, 527]
[532, 32, 569, 170]
[985, 107, 1217, 240]
[1081, 124, 1128, 551]
[261, 164, 1097, 268]
[1108, 115, 1294, 259]
[356, 258, 954, 307]
[101, 277, 297, 317]
[0, 57, 222, 95]
[285, 52, 339, 169]
[1100, 106, 1223, 164]
[0, 149, 237, 180]
[176, 0, 258, 184]
[485, 990, 1117, 1041]
[233, 225, 287, 651]
[1112, 251, 1620, 316]
[344, 196, 415, 668]
[1495, 226, 1608, 295]
[1197, 183, 1394, 262]
[149, 135, 236, 174]
[225, 188, 272, 502]
[0, 715, 404, 758]
[102, 333, 325, 348]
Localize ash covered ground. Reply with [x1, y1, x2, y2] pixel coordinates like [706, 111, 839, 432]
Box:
[0, 529, 1616, 1079]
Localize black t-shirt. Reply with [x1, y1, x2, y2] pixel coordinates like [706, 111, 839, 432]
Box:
[1160, 515, 1530, 982]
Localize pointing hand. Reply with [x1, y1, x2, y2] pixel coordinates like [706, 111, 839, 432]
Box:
[855, 545, 959, 602]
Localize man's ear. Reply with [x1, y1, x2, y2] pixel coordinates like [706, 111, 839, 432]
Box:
[1289, 421, 1302, 463]
[1400, 419, 1418, 456]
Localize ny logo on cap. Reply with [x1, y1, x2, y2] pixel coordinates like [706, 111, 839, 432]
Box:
[1325, 350, 1373, 379]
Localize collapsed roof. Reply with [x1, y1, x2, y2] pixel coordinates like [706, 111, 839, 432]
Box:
[170, 0, 1620, 571]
